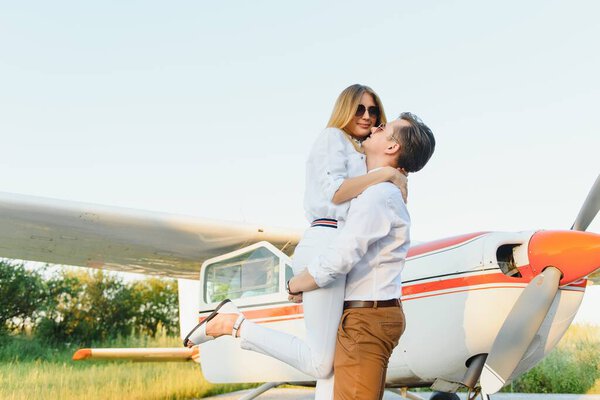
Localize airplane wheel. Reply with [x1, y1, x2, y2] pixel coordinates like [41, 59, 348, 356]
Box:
[429, 392, 460, 400]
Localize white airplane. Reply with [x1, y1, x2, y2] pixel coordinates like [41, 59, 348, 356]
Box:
[0, 174, 599, 400]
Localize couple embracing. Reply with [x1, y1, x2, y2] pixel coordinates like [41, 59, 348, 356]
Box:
[185, 84, 436, 400]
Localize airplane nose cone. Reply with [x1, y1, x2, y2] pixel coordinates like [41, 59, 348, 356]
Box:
[528, 230, 600, 285]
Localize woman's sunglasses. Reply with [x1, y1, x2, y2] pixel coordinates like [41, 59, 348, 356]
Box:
[355, 104, 380, 118]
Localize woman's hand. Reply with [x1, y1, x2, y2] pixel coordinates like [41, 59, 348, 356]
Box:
[385, 167, 408, 203]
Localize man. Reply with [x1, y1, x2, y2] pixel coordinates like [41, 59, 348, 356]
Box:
[288, 112, 436, 399]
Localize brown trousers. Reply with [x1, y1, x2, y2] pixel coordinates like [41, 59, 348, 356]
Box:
[333, 304, 406, 400]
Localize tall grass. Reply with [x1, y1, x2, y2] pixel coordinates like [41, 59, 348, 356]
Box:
[0, 325, 598, 398]
[508, 324, 600, 394]
[0, 333, 253, 400]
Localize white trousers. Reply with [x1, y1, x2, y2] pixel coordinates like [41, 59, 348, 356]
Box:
[240, 226, 345, 400]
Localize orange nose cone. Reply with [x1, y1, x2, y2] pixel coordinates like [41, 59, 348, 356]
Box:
[529, 230, 600, 286]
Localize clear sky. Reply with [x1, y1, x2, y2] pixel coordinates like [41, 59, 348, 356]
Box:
[1, 1, 599, 319]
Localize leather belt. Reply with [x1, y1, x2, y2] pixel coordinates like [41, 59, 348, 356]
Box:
[343, 299, 400, 309]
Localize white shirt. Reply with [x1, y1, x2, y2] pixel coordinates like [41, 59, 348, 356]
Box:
[304, 128, 367, 223]
[307, 181, 410, 300]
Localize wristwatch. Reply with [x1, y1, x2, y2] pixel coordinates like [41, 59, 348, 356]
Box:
[286, 279, 302, 295]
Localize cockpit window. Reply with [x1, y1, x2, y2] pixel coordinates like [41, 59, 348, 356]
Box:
[204, 247, 280, 303]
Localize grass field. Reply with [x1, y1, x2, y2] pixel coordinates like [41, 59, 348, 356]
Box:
[0, 334, 254, 400]
[0, 325, 598, 399]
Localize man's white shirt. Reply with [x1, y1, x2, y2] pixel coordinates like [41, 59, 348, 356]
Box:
[307, 180, 410, 301]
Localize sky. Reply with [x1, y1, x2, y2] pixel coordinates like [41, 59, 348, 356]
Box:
[1, 1, 599, 321]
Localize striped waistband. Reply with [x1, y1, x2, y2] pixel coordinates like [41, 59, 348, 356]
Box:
[311, 218, 338, 228]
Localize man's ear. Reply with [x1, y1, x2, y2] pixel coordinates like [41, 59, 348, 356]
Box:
[385, 142, 400, 155]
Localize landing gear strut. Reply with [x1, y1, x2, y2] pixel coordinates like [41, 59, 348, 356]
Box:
[466, 387, 490, 400]
[237, 382, 285, 400]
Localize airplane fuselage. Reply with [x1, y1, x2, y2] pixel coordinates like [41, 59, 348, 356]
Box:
[179, 231, 586, 389]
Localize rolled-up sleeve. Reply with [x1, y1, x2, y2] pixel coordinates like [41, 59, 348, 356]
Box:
[315, 129, 349, 202]
[307, 187, 394, 287]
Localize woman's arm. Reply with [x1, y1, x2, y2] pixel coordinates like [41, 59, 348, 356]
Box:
[332, 167, 408, 204]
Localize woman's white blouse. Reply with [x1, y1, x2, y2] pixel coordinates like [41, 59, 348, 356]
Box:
[303, 127, 367, 223]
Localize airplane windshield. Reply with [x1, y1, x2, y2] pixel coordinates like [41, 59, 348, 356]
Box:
[204, 247, 280, 303]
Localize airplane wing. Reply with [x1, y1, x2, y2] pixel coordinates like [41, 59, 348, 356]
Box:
[0, 192, 302, 280]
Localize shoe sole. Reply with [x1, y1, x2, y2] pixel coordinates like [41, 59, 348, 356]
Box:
[183, 299, 232, 347]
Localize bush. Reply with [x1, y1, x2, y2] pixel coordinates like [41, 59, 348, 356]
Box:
[508, 325, 600, 394]
[0, 261, 47, 333]
[37, 270, 140, 345]
[132, 278, 179, 337]
[0, 260, 180, 345]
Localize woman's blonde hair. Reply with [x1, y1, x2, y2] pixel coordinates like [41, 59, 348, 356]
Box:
[326, 84, 387, 133]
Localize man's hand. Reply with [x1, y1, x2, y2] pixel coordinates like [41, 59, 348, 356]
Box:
[288, 293, 303, 303]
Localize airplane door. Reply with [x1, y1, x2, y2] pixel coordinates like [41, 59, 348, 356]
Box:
[197, 241, 310, 383]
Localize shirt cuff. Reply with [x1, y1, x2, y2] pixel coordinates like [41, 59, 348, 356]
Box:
[307, 259, 336, 288]
[323, 176, 344, 203]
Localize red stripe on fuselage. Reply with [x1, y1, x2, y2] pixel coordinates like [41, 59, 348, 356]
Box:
[403, 271, 588, 297]
[198, 272, 519, 322]
[402, 271, 526, 296]
[198, 277, 586, 323]
[407, 232, 489, 258]
[403, 285, 527, 301]
[199, 304, 303, 323]
[242, 304, 303, 320]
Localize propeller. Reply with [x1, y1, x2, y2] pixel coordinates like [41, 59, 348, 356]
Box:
[480, 267, 561, 393]
[571, 174, 600, 231]
[480, 173, 600, 394]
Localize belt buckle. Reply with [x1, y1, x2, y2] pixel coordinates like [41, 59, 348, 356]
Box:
[373, 300, 378, 309]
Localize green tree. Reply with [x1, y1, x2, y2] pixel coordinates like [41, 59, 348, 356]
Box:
[0, 261, 47, 333]
[37, 270, 139, 344]
[133, 278, 179, 336]
[1, 261, 181, 344]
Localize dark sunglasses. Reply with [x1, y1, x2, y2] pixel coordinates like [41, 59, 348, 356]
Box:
[355, 104, 380, 118]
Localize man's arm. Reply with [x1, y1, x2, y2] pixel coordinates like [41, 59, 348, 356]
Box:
[289, 186, 396, 293]
[288, 269, 319, 293]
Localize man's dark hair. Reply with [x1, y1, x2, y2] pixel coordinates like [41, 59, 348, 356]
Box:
[393, 112, 436, 173]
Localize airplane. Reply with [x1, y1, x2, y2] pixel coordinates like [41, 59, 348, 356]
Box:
[0, 173, 599, 400]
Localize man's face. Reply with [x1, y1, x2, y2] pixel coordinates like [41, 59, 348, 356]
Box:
[362, 118, 408, 157]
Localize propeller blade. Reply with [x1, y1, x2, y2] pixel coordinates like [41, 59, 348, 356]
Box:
[480, 267, 561, 394]
[572, 174, 600, 231]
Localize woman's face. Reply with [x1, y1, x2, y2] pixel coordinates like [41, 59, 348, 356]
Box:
[345, 93, 379, 139]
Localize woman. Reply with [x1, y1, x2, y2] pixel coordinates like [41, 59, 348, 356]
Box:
[185, 84, 407, 399]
